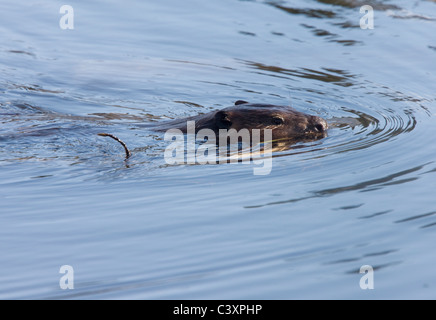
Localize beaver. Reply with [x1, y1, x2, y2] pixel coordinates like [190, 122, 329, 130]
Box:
[153, 100, 328, 141]
[99, 101, 328, 159]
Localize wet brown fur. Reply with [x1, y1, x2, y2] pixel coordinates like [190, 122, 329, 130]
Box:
[154, 101, 328, 141]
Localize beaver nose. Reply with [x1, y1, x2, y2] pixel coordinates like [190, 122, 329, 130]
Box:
[310, 116, 328, 133]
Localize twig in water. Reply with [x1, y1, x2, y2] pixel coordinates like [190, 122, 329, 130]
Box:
[98, 133, 131, 160]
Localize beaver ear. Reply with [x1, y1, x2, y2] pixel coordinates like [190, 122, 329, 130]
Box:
[235, 100, 249, 106]
[215, 111, 232, 129]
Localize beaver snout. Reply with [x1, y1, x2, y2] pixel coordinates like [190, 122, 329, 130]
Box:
[307, 116, 328, 134]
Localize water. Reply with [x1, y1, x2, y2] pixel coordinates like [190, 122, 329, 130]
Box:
[0, 0, 435, 299]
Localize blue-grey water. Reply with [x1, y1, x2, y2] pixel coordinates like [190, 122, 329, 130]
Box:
[1, 0, 436, 299]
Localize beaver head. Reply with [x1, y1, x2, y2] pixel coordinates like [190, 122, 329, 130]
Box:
[154, 100, 328, 142]
[203, 100, 328, 141]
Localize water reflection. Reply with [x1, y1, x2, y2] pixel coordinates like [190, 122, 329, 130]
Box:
[395, 211, 436, 228]
[44, 271, 211, 300]
[300, 23, 362, 46]
[358, 210, 392, 219]
[345, 261, 402, 274]
[387, 10, 436, 21]
[242, 60, 356, 87]
[268, 4, 337, 19]
[267, 0, 401, 15]
[314, 0, 400, 10]
[245, 164, 430, 208]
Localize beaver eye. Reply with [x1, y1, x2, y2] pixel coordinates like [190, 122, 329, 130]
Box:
[272, 117, 284, 125]
[314, 124, 324, 132]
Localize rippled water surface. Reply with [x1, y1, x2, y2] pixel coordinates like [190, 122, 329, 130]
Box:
[1, 0, 436, 299]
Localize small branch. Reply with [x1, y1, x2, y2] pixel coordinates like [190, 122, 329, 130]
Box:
[98, 133, 131, 160]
